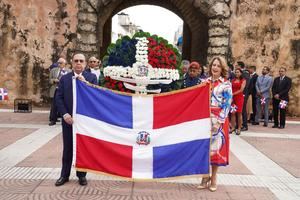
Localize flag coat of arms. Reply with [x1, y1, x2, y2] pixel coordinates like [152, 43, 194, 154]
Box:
[73, 79, 211, 179]
[0, 88, 8, 101]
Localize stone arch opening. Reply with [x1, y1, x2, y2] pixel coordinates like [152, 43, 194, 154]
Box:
[76, 0, 231, 65]
[99, 0, 208, 64]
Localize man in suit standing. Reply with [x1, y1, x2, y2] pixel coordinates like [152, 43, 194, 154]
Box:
[55, 53, 97, 186]
[49, 58, 71, 126]
[253, 66, 273, 127]
[85, 56, 104, 85]
[272, 67, 292, 129]
[248, 66, 258, 123]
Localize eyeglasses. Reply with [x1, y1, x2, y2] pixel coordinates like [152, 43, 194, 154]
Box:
[74, 59, 84, 63]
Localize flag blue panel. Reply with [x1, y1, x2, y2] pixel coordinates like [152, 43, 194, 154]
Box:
[76, 80, 133, 128]
[153, 139, 210, 178]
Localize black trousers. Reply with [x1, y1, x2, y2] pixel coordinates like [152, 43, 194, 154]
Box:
[272, 98, 286, 127]
[250, 94, 257, 122]
[242, 94, 249, 128]
[60, 121, 86, 178]
[49, 90, 58, 122]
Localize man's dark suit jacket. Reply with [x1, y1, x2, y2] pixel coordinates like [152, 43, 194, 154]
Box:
[242, 70, 250, 95]
[249, 73, 258, 97]
[272, 76, 292, 101]
[56, 71, 98, 116]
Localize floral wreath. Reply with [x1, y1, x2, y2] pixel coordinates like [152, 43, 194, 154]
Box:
[102, 32, 182, 92]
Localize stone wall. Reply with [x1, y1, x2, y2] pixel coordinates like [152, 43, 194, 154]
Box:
[0, 0, 299, 115]
[0, 0, 78, 105]
[230, 0, 300, 116]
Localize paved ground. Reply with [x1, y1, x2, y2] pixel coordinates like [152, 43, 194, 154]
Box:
[0, 109, 300, 200]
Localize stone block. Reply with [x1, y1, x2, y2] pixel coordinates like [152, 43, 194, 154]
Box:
[209, 27, 229, 37]
[78, 32, 97, 44]
[209, 37, 229, 47]
[209, 18, 230, 28]
[76, 43, 98, 52]
[208, 46, 228, 55]
[208, 2, 230, 18]
[78, 12, 98, 24]
[78, 23, 97, 32]
[78, 0, 97, 13]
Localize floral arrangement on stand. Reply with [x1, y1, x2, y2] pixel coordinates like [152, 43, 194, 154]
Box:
[102, 32, 181, 92]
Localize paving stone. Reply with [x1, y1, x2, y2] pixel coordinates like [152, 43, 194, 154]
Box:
[0, 111, 299, 199]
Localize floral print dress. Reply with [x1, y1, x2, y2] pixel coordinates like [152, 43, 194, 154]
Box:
[207, 77, 232, 166]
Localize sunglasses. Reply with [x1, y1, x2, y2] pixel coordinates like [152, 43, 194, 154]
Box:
[74, 59, 84, 63]
[89, 61, 97, 63]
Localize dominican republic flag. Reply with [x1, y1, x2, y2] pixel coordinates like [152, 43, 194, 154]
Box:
[72, 79, 211, 179]
[260, 97, 266, 105]
[0, 88, 8, 101]
[279, 100, 288, 109]
[230, 104, 237, 113]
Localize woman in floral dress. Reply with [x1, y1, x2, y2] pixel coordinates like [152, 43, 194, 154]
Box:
[197, 56, 232, 192]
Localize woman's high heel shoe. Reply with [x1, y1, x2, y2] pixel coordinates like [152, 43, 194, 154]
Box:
[209, 177, 217, 192]
[197, 177, 210, 189]
[229, 128, 236, 134]
[208, 184, 217, 192]
[236, 129, 241, 135]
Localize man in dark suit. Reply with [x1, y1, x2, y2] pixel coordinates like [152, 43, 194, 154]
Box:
[55, 53, 97, 186]
[248, 66, 258, 123]
[272, 67, 292, 129]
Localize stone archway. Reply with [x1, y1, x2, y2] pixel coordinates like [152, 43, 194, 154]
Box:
[76, 0, 231, 65]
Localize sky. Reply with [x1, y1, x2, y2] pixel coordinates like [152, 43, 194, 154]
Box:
[112, 5, 183, 44]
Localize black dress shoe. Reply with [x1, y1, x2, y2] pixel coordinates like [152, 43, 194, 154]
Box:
[78, 177, 87, 186]
[49, 121, 56, 126]
[241, 127, 248, 131]
[252, 122, 259, 125]
[263, 124, 268, 127]
[55, 177, 69, 186]
[278, 126, 285, 129]
[272, 125, 278, 128]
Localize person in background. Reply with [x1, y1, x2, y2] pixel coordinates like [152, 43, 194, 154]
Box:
[49, 58, 71, 126]
[55, 53, 97, 187]
[272, 67, 292, 129]
[235, 61, 250, 131]
[227, 63, 235, 81]
[181, 60, 190, 80]
[248, 66, 258, 123]
[197, 56, 232, 192]
[181, 61, 202, 88]
[49, 62, 58, 71]
[230, 68, 246, 135]
[253, 66, 273, 127]
[85, 57, 102, 84]
[199, 63, 207, 80]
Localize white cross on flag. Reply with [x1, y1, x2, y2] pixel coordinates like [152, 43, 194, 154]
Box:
[260, 97, 266, 105]
[230, 104, 237, 113]
[279, 100, 288, 109]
